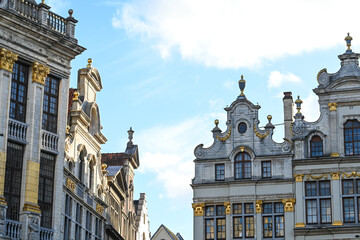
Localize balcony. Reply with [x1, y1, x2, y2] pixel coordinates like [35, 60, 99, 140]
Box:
[40, 227, 54, 240]
[8, 118, 28, 144]
[41, 130, 59, 154]
[5, 219, 22, 240]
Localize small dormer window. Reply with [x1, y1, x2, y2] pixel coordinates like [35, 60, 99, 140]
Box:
[310, 135, 323, 157]
[238, 122, 247, 134]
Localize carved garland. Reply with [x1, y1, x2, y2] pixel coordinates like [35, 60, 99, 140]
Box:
[253, 125, 270, 139]
[216, 126, 231, 142]
[306, 174, 328, 181]
[342, 171, 360, 178]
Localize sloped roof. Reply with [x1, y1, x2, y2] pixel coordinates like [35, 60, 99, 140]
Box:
[151, 224, 181, 240]
[106, 165, 123, 177]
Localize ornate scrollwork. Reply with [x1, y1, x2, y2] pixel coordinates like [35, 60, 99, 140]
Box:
[282, 199, 295, 212]
[253, 125, 269, 139]
[306, 174, 328, 181]
[224, 202, 231, 215]
[282, 138, 293, 152]
[342, 171, 360, 178]
[0, 48, 18, 72]
[32, 62, 50, 85]
[256, 200, 263, 213]
[216, 126, 231, 142]
[194, 144, 205, 158]
[192, 203, 205, 216]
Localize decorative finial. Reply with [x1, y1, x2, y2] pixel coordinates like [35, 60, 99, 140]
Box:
[345, 33, 353, 53]
[127, 127, 134, 144]
[265, 115, 275, 129]
[295, 95, 303, 114]
[66, 125, 70, 135]
[267, 115, 272, 122]
[68, 9, 74, 18]
[73, 91, 79, 100]
[237, 75, 247, 100]
[87, 58, 92, 68]
[214, 119, 219, 127]
[41, 0, 45, 3]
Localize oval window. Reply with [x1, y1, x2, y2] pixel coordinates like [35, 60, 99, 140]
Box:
[238, 122, 247, 134]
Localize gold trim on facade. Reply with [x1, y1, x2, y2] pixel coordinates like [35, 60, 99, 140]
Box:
[0, 196, 7, 206]
[96, 203, 104, 214]
[23, 203, 41, 214]
[0, 48, 18, 72]
[330, 172, 340, 180]
[32, 62, 50, 85]
[328, 102, 337, 111]
[0, 152, 6, 197]
[295, 222, 305, 228]
[316, 68, 327, 81]
[253, 125, 270, 139]
[24, 160, 40, 205]
[306, 174, 328, 181]
[192, 203, 205, 216]
[332, 221, 343, 226]
[216, 126, 231, 142]
[66, 178, 76, 192]
[342, 171, 360, 178]
[294, 174, 304, 182]
[224, 202, 231, 215]
[255, 200, 263, 213]
[330, 152, 340, 157]
[282, 199, 295, 212]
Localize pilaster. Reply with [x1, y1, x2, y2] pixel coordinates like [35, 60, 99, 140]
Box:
[255, 201, 262, 239]
[294, 176, 305, 228]
[331, 172, 342, 226]
[282, 198, 295, 237]
[328, 102, 339, 156]
[192, 203, 204, 240]
[224, 202, 231, 240]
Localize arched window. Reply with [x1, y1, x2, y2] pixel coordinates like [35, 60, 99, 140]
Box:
[310, 135, 323, 157]
[79, 150, 86, 181]
[89, 159, 94, 191]
[234, 152, 251, 179]
[68, 160, 74, 173]
[90, 108, 99, 135]
[344, 120, 360, 156]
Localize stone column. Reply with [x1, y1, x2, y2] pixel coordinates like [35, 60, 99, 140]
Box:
[282, 198, 295, 237]
[294, 174, 305, 228]
[328, 103, 339, 157]
[37, 2, 51, 26]
[331, 172, 343, 226]
[20, 62, 49, 240]
[255, 200, 263, 239]
[66, 10, 78, 39]
[224, 202, 231, 239]
[0, 48, 17, 237]
[192, 203, 204, 240]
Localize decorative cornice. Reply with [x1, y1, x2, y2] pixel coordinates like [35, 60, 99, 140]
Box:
[253, 125, 270, 139]
[66, 178, 76, 192]
[332, 221, 343, 226]
[23, 203, 41, 214]
[294, 174, 304, 182]
[0, 48, 18, 72]
[216, 126, 231, 142]
[295, 222, 305, 228]
[330, 172, 340, 180]
[192, 203, 205, 216]
[282, 198, 295, 212]
[32, 62, 50, 85]
[306, 174, 328, 181]
[328, 102, 337, 111]
[224, 202, 231, 215]
[255, 200, 263, 213]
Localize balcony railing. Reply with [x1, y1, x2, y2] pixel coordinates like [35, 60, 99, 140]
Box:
[8, 118, 28, 143]
[40, 227, 54, 240]
[47, 11, 66, 34]
[5, 219, 22, 240]
[41, 130, 59, 153]
[15, 0, 38, 21]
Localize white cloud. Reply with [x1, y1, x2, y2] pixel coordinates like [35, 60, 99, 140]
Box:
[111, 0, 360, 69]
[268, 71, 301, 88]
[301, 91, 320, 122]
[136, 113, 226, 199]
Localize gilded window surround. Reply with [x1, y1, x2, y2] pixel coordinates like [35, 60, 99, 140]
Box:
[0, 48, 18, 72]
[32, 62, 50, 85]
[306, 174, 328, 181]
[66, 178, 76, 192]
[0, 152, 6, 199]
[330, 172, 340, 180]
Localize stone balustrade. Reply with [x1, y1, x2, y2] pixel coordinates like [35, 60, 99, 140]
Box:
[8, 118, 28, 143]
[5, 219, 22, 240]
[40, 227, 54, 240]
[41, 130, 59, 153]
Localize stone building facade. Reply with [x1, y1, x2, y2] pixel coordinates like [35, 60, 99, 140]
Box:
[0, 0, 84, 239]
[192, 35, 360, 239]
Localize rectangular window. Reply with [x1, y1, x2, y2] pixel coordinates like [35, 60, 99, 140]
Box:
[261, 161, 271, 178]
[85, 211, 92, 239]
[305, 181, 331, 224]
[232, 203, 254, 239]
[215, 164, 225, 181]
[216, 218, 226, 240]
[262, 202, 284, 238]
[341, 179, 360, 223]
[205, 219, 214, 240]
[245, 216, 254, 238]
[205, 205, 226, 240]
[4, 142, 24, 221]
[10, 62, 29, 122]
[64, 194, 72, 240]
[42, 76, 59, 133]
[38, 152, 55, 228]
[233, 217, 243, 238]
[75, 203, 82, 240]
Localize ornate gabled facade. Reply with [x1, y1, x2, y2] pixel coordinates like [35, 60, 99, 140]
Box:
[64, 59, 108, 240]
[151, 224, 183, 240]
[0, 0, 84, 239]
[192, 35, 360, 239]
[102, 130, 146, 240]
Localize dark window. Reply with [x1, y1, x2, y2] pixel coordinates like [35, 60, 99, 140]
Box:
[310, 135, 323, 157]
[42, 76, 59, 133]
[262, 203, 284, 238]
[4, 142, 24, 220]
[233, 203, 254, 239]
[205, 205, 226, 240]
[95, 218, 102, 240]
[305, 181, 331, 224]
[64, 194, 72, 240]
[238, 122, 247, 134]
[341, 179, 360, 223]
[234, 152, 251, 179]
[261, 161, 271, 178]
[85, 211, 92, 239]
[75, 203, 82, 239]
[344, 120, 360, 156]
[215, 164, 225, 181]
[10, 62, 29, 122]
[79, 150, 85, 181]
[89, 161, 94, 190]
[38, 152, 55, 228]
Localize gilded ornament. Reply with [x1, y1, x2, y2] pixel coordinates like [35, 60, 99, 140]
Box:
[224, 202, 231, 215]
[216, 125, 231, 142]
[66, 178, 76, 192]
[239, 146, 245, 152]
[332, 221, 343, 226]
[23, 203, 41, 214]
[87, 58, 92, 68]
[96, 203, 104, 214]
[330, 172, 340, 180]
[32, 62, 50, 85]
[253, 125, 270, 139]
[330, 152, 340, 157]
[328, 102, 337, 111]
[0, 196, 7, 206]
[342, 171, 360, 179]
[255, 200, 263, 213]
[316, 68, 327, 81]
[294, 174, 304, 182]
[73, 91, 79, 100]
[282, 199, 295, 212]
[0, 48, 18, 72]
[295, 222, 305, 228]
[192, 203, 205, 216]
[306, 174, 328, 181]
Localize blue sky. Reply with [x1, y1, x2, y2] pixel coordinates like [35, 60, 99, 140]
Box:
[49, 0, 360, 239]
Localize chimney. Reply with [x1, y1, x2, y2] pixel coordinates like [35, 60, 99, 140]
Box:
[283, 92, 293, 140]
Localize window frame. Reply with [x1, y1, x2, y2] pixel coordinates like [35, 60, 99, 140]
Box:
[10, 62, 29, 122]
[344, 120, 360, 156]
[42, 75, 60, 133]
[310, 135, 323, 157]
[341, 179, 360, 223]
[204, 205, 226, 240]
[261, 161, 271, 178]
[262, 202, 284, 239]
[234, 152, 252, 180]
[215, 164, 225, 181]
[232, 203, 255, 239]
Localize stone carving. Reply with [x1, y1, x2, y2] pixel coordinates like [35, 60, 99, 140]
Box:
[216, 126, 231, 142]
[194, 144, 205, 158]
[192, 203, 205, 216]
[317, 68, 329, 86]
[282, 199, 295, 212]
[32, 62, 50, 85]
[255, 200, 263, 213]
[328, 102, 337, 111]
[28, 215, 40, 240]
[0, 48, 18, 72]
[224, 202, 231, 215]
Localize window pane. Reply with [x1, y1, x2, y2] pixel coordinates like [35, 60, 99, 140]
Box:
[216, 206, 225, 216]
[263, 216, 273, 238]
[215, 164, 225, 181]
[343, 180, 354, 195]
[216, 219, 226, 240]
[245, 203, 254, 214]
[205, 206, 214, 217]
[305, 182, 317, 197]
[306, 200, 317, 224]
[343, 198, 355, 223]
[233, 217, 242, 238]
[275, 216, 284, 237]
[235, 162, 242, 179]
[319, 181, 330, 196]
[320, 199, 331, 223]
[275, 203, 284, 213]
[263, 203, 272, 214]
[262, 161, 271, 178]
[245, 216, 254, 237]
[233, 204, 242, 214]
[205, 219, 214, 240]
